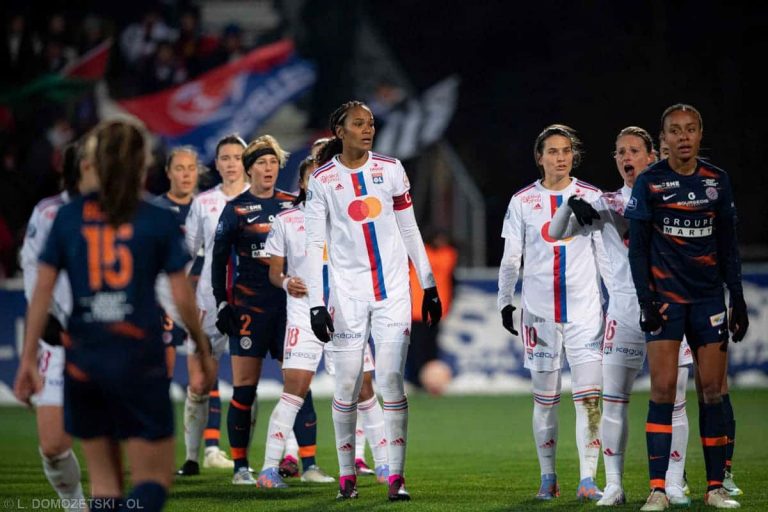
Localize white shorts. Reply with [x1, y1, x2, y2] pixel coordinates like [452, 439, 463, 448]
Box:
[678, 338, 693, 366]
[521, 309, 603, 371]
[602, 314, 646, 369]
[33, 341, 64, 407]
[328, 290, 411, 351]
[325, 342, 375, 376]
[184, 301, 228, 359]
[601, 318, 693, 369]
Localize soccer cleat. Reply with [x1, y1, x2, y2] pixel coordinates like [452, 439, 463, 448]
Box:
[536, 473, 560, 500]
[723, 470, 743, 496]
[336, 475, 358, 500]
[232, 466, 257, 485]
[704, 487, 740, 508]
[388, 475, 411, 501]
[203, 447, 234, 469]
[278, 455, 300, 478]
[577, 477, 603, 501]
[256, 467, 289, 488]
[176, 460, 200, 476]
[596, 484, 626, 506]
[640, 490, 670, 511]
[355, 457, 375, 475]
[683, 471, 690, 495]
[666, 485, 691, 507]
[375, 464, 390, 484]
[301, 465, 335, 483]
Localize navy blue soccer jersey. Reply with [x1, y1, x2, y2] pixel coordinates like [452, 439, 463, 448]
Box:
[625, 158, 740, 303]
[39, 193, 191, 352]
[211, 189, 296, 310]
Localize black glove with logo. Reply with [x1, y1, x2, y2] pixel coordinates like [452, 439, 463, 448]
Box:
[639, 300, 664, 334]
[568, 196, 600, 226]
[501, 304, 518, 336]
[422, 287, 443, 328]
[729, 294, 749, 342]
[41, 313, 64, 346]
[215, 302, 239, 336]
[310, 306, 334, 343]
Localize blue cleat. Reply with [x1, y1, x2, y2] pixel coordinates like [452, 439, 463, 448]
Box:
[375, 464, 389, 484]
[256, 467, 289, 488]
[577, 477, 603, 501]
[536, 473, 560, 500]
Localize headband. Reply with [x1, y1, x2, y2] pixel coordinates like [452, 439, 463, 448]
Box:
[243, 147, 277, 172]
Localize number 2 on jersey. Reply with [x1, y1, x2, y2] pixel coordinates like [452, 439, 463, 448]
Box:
[82, 225, 134, 290]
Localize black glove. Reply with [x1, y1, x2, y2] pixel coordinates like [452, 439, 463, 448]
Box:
[501, 304, 518, 336]
[639, 301, 664, 334]
[310, 306, 334, 343]
[568, 196, 600, 226]
[422, 287, 443, 328]
[41, 313, 64, 346]
[729, 294, 749, 342]
[215, 302, 240, 336]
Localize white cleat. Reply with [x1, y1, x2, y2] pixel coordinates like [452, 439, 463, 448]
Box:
[300, 464, 335, 483]
[232, 467, 257, 485]
[203, 447, 235, 469]
[704, 487, 740, 509]
[723, 470, 743, 496]
[640, 490, 670, 511]
[596, 484, 626, 506]
[666, 485, 691, 507]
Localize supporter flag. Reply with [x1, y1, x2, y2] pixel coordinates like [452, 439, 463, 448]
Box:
[0, 39, 112, 105]
[114, 40, 315, 162]
[374, 75, 460, 160]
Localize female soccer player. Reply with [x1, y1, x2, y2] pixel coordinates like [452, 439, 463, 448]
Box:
[20, 142, 88, 512]
[497, 124, 604, 502]
[15, 119, 214, 512]
[548, 126, 693, 506]
[626, 104, 748, 510]
[305, 100, 441, 501]
[257, 155, 388, 487]
[212, 135, 318, 486]
[176, 135, 249, 476]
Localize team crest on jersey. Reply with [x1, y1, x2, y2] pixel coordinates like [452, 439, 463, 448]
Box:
[371, 171, 384, 184]
[706, 187, 718, 200]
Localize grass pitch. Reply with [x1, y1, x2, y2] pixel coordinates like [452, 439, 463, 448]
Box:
[2, 390, 768, 511]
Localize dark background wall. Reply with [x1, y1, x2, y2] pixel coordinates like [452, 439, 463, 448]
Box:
[369, 0, 767, 263]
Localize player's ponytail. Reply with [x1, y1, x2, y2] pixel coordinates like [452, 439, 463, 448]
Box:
[91, 120, 150, 227]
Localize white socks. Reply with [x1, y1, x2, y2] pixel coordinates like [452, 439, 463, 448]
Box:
[601, 362, 639, 487]
[263, 393, 303, 470]
[184, 388, 209, 462]
[571, 361, 603, 481]
[531, 369, 562, 475]
[358, 395, 388, 466]
[667, 366, 689, 489]
[40, 447, 84, 510]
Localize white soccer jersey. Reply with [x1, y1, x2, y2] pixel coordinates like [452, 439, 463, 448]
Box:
[264, 204, 315, 331]
[185, 183, 249, 310]
[498, 178, 604, 323]
[20, 192, 72, 324]
[305, 152, 433, 305]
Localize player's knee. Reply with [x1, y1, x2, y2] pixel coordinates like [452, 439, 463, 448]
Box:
[358, 375, 374, 401]
[187, 377, 209, 396]
[39, 443, 71, 461]
[334, 374, 359, 402]
[376, 368, 404, 399]
[699, 383, 722, 404]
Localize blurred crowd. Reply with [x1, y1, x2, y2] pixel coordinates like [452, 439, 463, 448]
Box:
[0, 2, 288, 278]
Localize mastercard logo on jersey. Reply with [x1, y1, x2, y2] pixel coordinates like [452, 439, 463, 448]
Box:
[347, 196, 382, 222]
[540, 222, 574, 244]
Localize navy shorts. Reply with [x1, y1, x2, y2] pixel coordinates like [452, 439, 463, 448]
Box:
[161, 313, 186, 347]
[645, 298, 728, 347]
[229, 305, 285, 359]
[64, 363, 173, 441]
